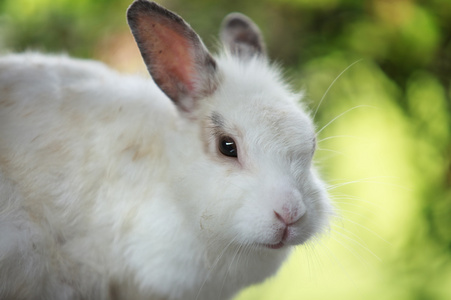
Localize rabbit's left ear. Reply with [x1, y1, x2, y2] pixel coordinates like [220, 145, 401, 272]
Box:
[127, 0, 218, 112]
[220, 13, 266, 59]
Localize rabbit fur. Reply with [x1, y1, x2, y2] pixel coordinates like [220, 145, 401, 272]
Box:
[0, 0, 333, 299]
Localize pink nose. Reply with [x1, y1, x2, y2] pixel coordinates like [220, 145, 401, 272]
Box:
[274, 205, 306, 225]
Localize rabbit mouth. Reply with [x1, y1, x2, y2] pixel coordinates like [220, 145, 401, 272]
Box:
[263, 241, 285, 250]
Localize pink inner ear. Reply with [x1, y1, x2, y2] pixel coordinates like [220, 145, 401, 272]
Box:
[139, 17, 197, 94]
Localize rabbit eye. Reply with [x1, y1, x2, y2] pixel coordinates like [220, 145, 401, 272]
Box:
[218, 136, 238, 158]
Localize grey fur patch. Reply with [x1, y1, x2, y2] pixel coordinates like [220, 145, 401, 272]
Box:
[210, 112, 225, 129]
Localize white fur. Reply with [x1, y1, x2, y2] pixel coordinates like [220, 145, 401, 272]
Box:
[0, 25, 332, 300]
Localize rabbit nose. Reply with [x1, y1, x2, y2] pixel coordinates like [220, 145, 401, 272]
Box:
[273, 190, 306, 225]
[274, 207, 305, 225]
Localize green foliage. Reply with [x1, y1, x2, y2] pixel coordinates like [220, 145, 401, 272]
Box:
[1, 0, 450, 299]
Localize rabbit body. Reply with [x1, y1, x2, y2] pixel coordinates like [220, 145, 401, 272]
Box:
[0, 1, 332, 300]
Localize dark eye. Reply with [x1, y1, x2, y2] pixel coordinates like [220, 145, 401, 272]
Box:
[218, 136, 238, 158]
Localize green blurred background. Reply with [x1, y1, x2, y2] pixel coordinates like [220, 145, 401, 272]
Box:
[1, 0, 450, 299]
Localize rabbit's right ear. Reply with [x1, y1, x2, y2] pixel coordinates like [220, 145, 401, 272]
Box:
[220, 13, 266, 59]
[127, 0, 219, 113]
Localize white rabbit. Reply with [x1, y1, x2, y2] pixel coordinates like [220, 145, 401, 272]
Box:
[0, 0, 333, 299]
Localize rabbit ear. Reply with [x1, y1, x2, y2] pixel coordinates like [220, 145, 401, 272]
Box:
[220, 13, 266, 59]
[127, 0, 218, 112]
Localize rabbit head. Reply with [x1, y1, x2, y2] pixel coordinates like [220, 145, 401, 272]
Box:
[127, 0, 332, 255]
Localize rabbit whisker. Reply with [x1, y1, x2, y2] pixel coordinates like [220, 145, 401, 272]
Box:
[312, 59, 363, 120]
[195, 235, 239, 300]
[317, 105, 377, 136]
